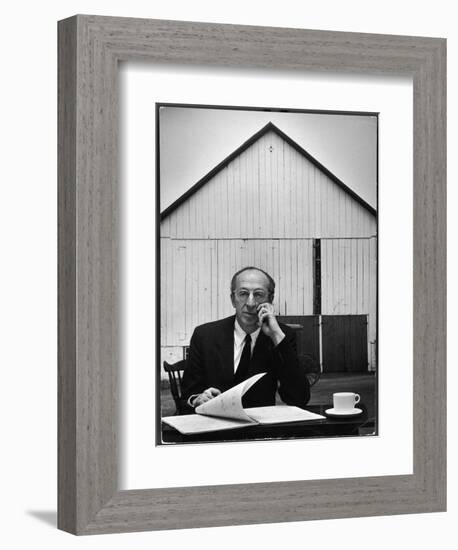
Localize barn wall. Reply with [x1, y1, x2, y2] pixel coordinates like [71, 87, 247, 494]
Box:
[160, 128, 377, 376]
[160, 238, 314, 348]
[321, 236, 377, 370]
[161, 131, 376, 240]
[160, 236, 377, 372]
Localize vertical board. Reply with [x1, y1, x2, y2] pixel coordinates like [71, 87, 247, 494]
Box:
[160, 238, 168, 344]
[321, 314, 369, 373]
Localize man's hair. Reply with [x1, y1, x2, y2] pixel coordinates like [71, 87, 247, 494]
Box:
[230, 266, 276, 301]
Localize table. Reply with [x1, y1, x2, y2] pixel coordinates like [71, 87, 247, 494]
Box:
[161, 404, 376, 444]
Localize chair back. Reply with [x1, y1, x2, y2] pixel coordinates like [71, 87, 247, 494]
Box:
[163, 359, 187, 414]
[300, 353, 321, 387]
[282, 322, 321, 387]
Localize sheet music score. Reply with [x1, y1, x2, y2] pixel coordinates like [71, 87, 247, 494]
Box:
[162, 373, 325, 435]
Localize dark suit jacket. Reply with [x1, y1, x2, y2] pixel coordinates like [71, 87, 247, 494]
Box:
[181, 315, 310, 411]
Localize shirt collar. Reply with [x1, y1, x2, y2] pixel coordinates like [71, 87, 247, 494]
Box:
[234, 318, 261, 346]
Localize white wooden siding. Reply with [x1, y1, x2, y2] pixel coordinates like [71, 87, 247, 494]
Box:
[161, 131, 376, 240]
[321, 237, 377, 370]
[160, 238, 314, 347]
[160, 128, 377, 373]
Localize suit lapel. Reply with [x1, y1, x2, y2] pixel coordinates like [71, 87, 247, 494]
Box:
[218, 316, 235, 388]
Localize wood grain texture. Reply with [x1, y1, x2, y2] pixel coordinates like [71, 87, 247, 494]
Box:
[58, 16, 77, 533]
[58, 14, 446, 535]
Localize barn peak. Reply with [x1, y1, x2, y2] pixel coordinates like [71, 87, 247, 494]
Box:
[160, 121, 376, 220]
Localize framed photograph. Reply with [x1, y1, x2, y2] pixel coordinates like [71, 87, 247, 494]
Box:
[58, 15, 446, 534]
[157, 103, 379, 445]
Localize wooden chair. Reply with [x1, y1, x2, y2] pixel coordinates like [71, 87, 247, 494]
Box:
[300, 353, 321, 387]
[163, 359, 188, 415]
[283, 323, 321, 387]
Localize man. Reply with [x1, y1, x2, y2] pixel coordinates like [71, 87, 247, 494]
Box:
[181, 266, 310, 410]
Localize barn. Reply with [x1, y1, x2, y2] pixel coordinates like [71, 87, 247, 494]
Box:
[160, 122, 377, 377]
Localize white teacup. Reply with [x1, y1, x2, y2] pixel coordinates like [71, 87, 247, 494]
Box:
[333, 392, 360, 412]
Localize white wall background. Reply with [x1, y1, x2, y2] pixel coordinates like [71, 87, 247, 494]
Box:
[0, 1, 454, 549]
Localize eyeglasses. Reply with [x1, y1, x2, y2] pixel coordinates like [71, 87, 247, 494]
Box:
[233, 289, 269, 302]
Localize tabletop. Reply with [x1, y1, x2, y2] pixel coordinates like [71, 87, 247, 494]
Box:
[161, 404, 376, 444]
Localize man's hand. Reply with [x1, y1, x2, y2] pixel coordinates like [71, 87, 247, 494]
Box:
[192, 387, 221, 407]
[257, 303, 285, 346]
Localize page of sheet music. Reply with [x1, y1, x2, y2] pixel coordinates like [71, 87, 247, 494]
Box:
[245, 405, 325, 424]
[161, 414, 255, 435]
[195, 372, 266, 421]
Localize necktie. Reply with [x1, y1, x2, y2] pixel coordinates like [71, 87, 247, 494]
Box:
[234, 333, 252, 384]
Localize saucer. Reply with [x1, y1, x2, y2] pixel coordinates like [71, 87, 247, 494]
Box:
[325, 407, 363, 417]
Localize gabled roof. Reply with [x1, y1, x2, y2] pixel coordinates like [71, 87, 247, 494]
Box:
[160, 121, 376, 220]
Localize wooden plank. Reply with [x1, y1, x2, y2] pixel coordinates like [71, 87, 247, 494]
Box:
[258, 137, 265, 238]
[304, 154, 310, 237]
[279, 240, 286, 314]
[249, 143, 256, 239]
[229, 156, 236, 239]
[240, 149, 246, 239]
[210, 240, 218, 320]
[296, 238, 304, 312]
[217, 240, 226, 317]
[335, 239, 341, 314]
[356, 239, 362, 313]
[284, 140, 292, 238]
[234, 146, 240, 239]
[279, 134, 286, 239]
[212, 172, 220, 240]
[175, 242, 187, 343]
[322, 240, 329, 314]
[294, 144, 301, 239]
[269, 133, 277, 237]
[279, 133, 286, 239]
[265, 134, 273, 239]
[160, 238, 167, 345]
[321, 314, 369, 373]
[281, 240, 288, 315]
[164, 237, 170, 345]
[323, 173, 331, 237]
[351, 240, 357, 313]
[291, 239, 298, 314]
[350, 315, 369, 372]
[195, 240, 202, 329]
[190, 189, 197, 239]
[202, 240, 211, 326]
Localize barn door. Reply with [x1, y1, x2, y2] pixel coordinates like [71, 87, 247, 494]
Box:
[321, 315, 368, 373]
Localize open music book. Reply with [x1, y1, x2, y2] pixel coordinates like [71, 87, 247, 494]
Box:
[162, 372, 325, 435]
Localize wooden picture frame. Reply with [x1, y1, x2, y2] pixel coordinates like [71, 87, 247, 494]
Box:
[58, 15, 446, 535]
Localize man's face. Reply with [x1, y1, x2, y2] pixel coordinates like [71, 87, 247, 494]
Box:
[231, 269, 271, 331]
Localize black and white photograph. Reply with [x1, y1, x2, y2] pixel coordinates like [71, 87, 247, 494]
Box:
[158, 104, 378, 444]
[4, 1, 450, 545]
